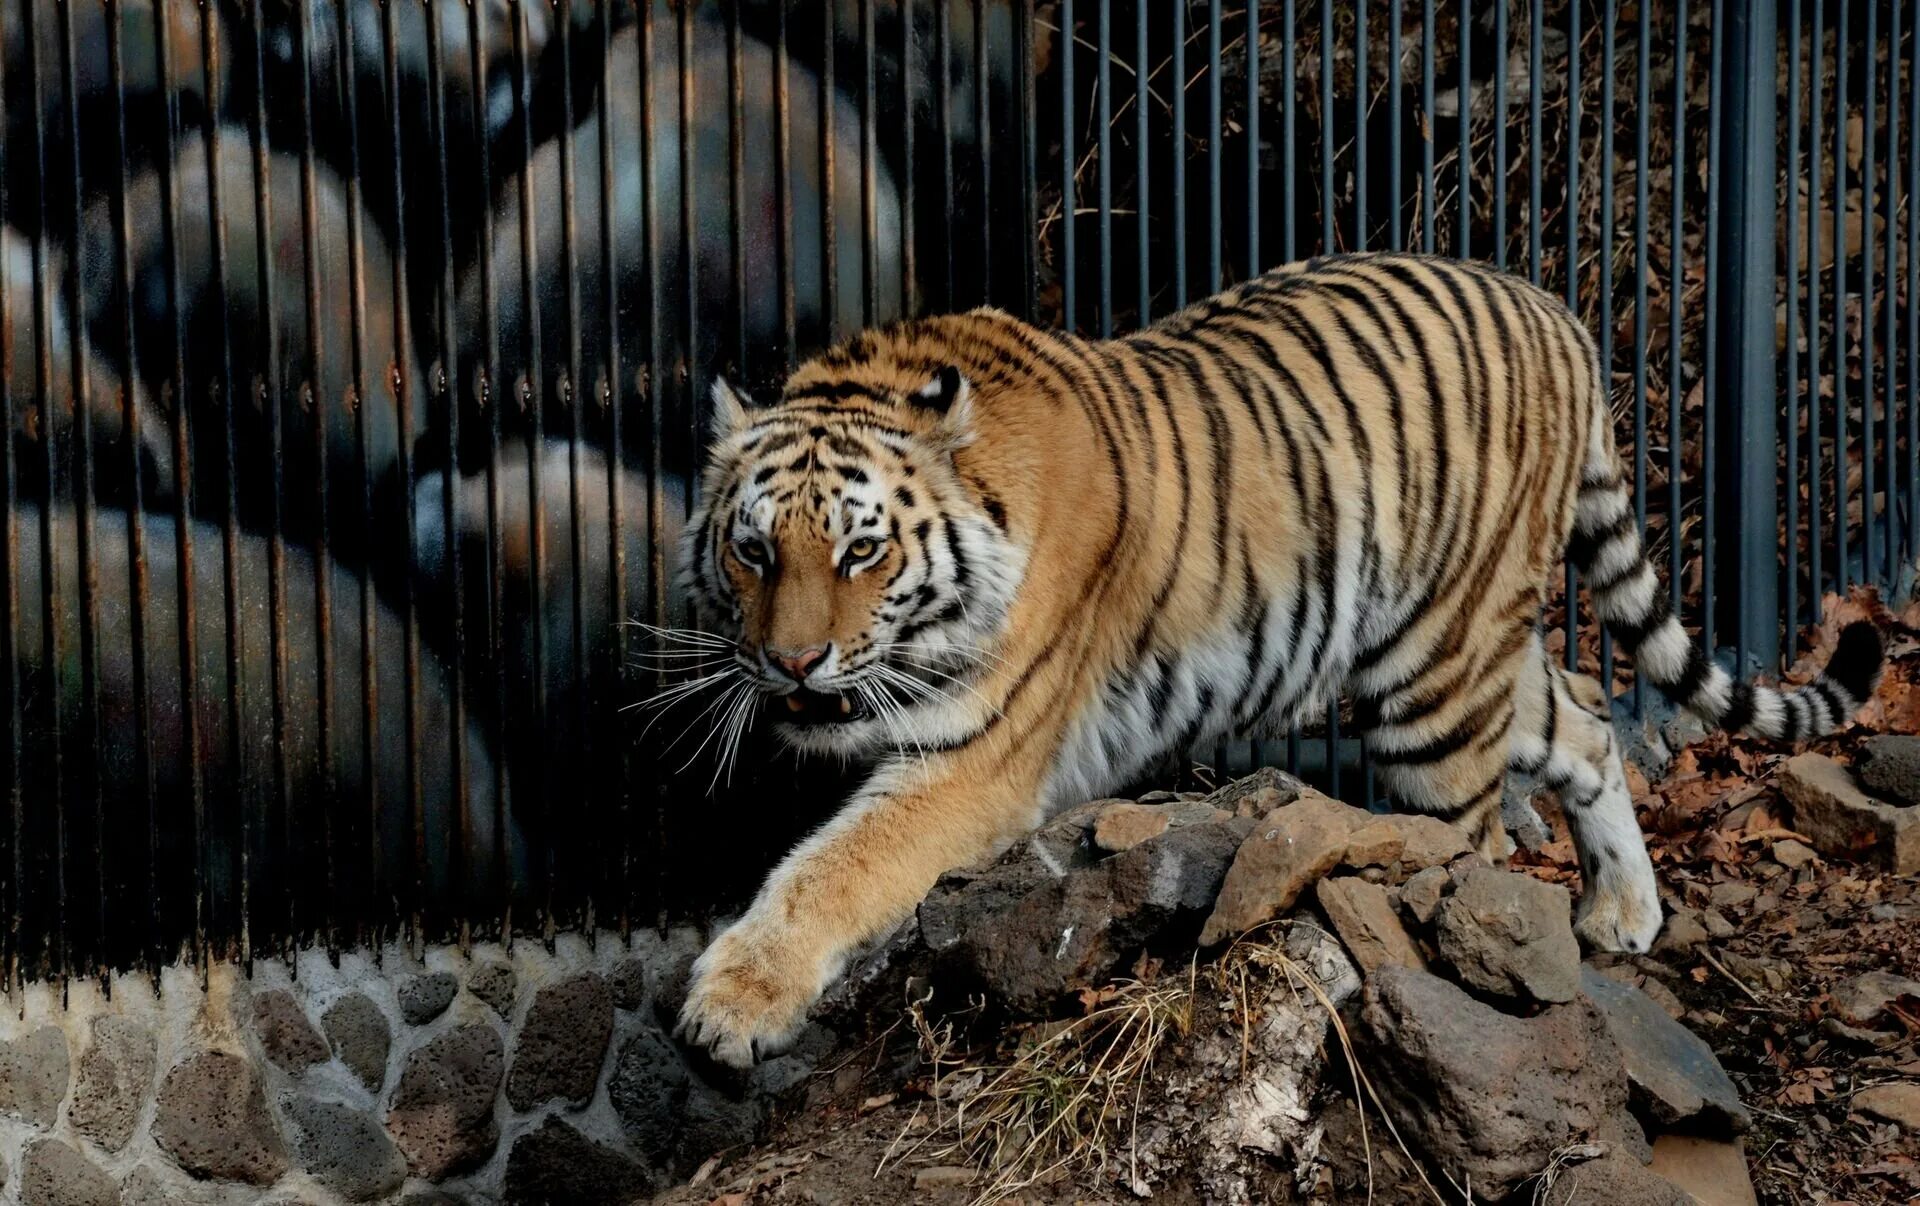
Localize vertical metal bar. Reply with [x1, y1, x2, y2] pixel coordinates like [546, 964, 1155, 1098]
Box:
[1670, 0, 1686, 623]
[938, 0, 954, 310]
[1597, 0, 1616, 686]
[1883, 0, 1901, 579]
[902, 0, 918, 315]
[380, 0, 422, 951]
[1421, 0, 1434, 253]
[1493, 0, 1507, 268]
[822, 2, 839, 335]
[1702, 0, 1721, 656]
[1807, 0, 1822, 617]
[1283, 0, 1297, 260]
[599, 0, 626, 936]
[1209, 0, 1223, 289]
[1910, 2, 1920, 565]
[1246, 0, 1260, 276]
[1785, 0, 1801, 649]
[0, 3, 17, 987]
[1172, 0, 1187, 303]
[425, 0, 470, 941]
[293, 0, 335, 955]
[1062, 0, 1076, 327]
[975, 0, 992, 303]
[1022, 0, 1039, 321]
[244, 0, 290, 963]
[1099, 0, 1114, 335]
[1863, 0, 1879, 588]
[1353, 0, 1366, 250]
[1456, 0, 1469, 257]
[1389, 0, 1403, 250]
[1632, 0, 1651, 712]
[1528, 0, 1541, 280]
[640, 0, 665, 926]
[777, 0, 797, 361]
[1835, 0, 1849, 597]
[732, 0, 751, 359]
[556, 0, 588, 940]
[107, 0, 158, 974]
[204, 0, 247, 967]
[1711, 0, 1780, 671]
[55, 0, 93, 983]
[861, 0, 878, 324]
[1320, 0, 1333, 253]
[1563, 0, 1579, 669]
[1137, 0, 1151, 321]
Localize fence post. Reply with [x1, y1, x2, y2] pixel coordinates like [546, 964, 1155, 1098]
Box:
[1712, 0, 1780, 673]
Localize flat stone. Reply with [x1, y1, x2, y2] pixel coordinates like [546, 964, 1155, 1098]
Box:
[151, 1051, 289, 1185]
[70, 1016, 155, 1152]
[1856, 734, 1920, 808]
[1581, 966, 1750, 1133]
[1317, 877, 1424, 973]
[1092, 802, 1171, 852]
[1831, 970, 1920, 1028]
[118, 1165, 241, 1206]
[1701, 908, 1737, 939]
[608, 1025, 691, 1165]
[1778, 752, 1920, 873]
[1379, 813, 1473, 871]
[0, 1027, 69, 1128]
[506, 973, 614, 1110]
[252, 990, 329, 1074]
[1204, 766, 1309, 817]
[1654, 908, 1709, 954]
[1199, 792, 1371, 946]
[398, 972, 458, 1026]
[1708, 880, 1757, 909]
[1649, 1135, 1759, 1206]
[504, 1117, 652, 1206]
[321, 993, 391, 1093]
[283, 1096, 407, 1202]
[1853, 1082, 1920, 1129]
[467, 961, 518, 1018]
[385, 1024, 504, 1180]
[1341, 822, 1406, 870]
[19, 1138, 116, 1206]
[924, 812, 1251, 1014]
[1770, 838, 1819, 869]
[1533, 1149, 1692, 1206]
[1435, 867, 1581, 1004]
[1358, 966, 1630, 1198]
[1397, 865, 1450, 925]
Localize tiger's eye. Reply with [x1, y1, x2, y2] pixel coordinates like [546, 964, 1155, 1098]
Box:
[846, 537, 879, 561]
[733, 538, 769, 567]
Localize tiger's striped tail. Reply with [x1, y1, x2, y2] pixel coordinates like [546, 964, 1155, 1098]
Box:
[1567, 432, 1883, 744]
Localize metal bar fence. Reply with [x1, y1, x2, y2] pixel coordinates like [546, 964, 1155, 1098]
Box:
[0, 0, 1912, 983]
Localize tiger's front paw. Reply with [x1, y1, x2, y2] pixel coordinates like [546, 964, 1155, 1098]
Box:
[675, 922, 819, 1069]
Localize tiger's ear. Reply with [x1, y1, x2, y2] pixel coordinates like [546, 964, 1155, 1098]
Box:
[708, 376, 755, 440]
[912, 366, 976, 449]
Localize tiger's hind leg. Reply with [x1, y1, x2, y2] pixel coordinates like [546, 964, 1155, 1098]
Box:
[1507, 630, 1663, 953]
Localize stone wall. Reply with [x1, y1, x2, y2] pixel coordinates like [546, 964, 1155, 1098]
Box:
[0, 928, 809, 1205]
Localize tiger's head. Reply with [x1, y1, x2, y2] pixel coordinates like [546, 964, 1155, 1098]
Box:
[680, 357, 1025, 758]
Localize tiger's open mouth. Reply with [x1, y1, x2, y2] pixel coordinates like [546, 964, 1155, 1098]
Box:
[771, 688, 873, 726]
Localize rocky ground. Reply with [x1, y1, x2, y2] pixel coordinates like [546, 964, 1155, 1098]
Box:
[648, 592, 1920, 1206]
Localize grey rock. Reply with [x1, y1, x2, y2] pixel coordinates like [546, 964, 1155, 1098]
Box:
[1199, 792, 1369, 946]
[608, 958, 646, 1010]
[1779, 752, 1920, 873]
[119, 1165, 243, 1206]
[1831, 970, 1920, 1029]
[1436, 866, 1581, 1004]
[1533, 1149, 1693, 1206]
[1358, 966, 1631, 1198]
[678, 1085, 768, 1167]
[398, 972, 459, 1026]
[506, 973, 614, 1110]
[252, 990, 330, 1074]
[1316, 877, 1424, 973]
[321, 993, 391, 1093]
[1398, 865, 1450, 925]
[151, 1051, 289, 1185]
[70, 1016, 155, 1152]
[1856, 734, 1920, 808]
[608, 1026, 691, 1165]
[467, 961, 518, 1018]
[1653, 908, 1709, 954]
[19, 1138, 116, 1206]
[0, 1027, 69, 1128]
[283, 1096, 408, 1202]
[921, 809, 1251, 1013]
[385, 1024, 504, 1180]
[1580, 966, 1750, 1134]
[504, 1117, 652, 1206]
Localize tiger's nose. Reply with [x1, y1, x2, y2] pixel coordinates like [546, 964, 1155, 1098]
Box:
[769, 645, 828, 683]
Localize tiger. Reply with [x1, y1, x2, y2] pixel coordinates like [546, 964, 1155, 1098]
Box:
[671, 251, 1884, 1068]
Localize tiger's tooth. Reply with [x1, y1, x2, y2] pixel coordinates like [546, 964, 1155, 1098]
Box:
[785, 695, 804, 713]
[838, 696, 851, 716]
